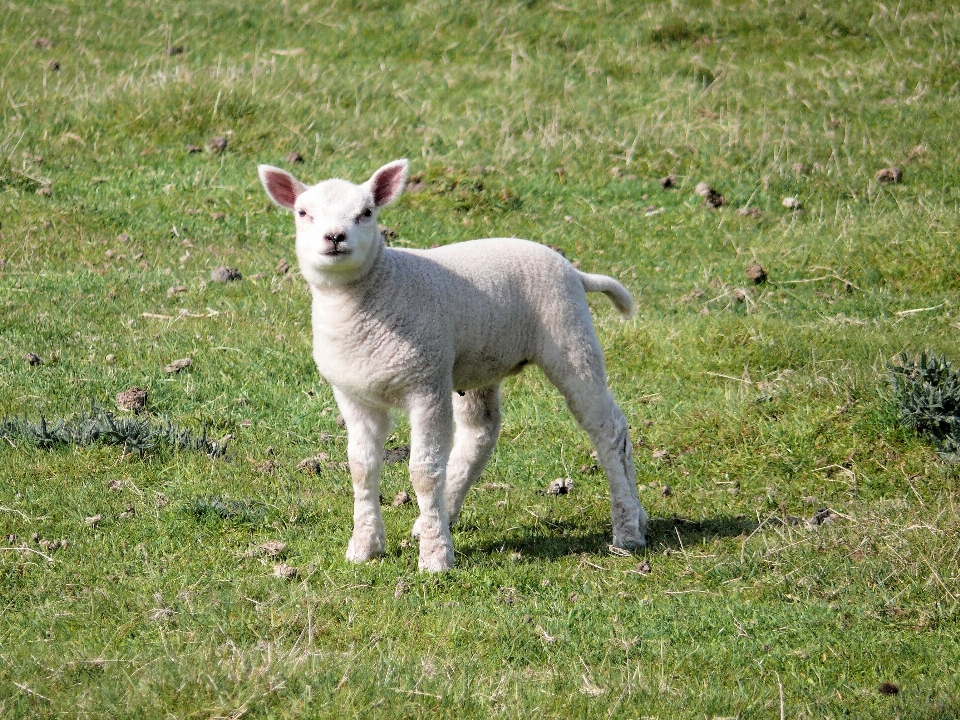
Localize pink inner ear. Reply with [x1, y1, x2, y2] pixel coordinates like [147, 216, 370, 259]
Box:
[372, 164, 406, 206]
[264, 171, 301, 208]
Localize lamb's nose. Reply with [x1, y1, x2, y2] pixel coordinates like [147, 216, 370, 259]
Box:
[325, 232, 346, 246]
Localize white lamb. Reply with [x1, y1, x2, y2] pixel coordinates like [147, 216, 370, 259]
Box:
[258, 159, 648, 571]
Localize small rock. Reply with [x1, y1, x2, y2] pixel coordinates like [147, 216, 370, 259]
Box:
[782, 196, 801, 210]
[659, 174, 676, 189]
[211, 266, 241, 283]
[185, 144, 202, 154]
[878, 681, 899, 696]
[116, 387, 148, 412]
[166, 285, 187, 298]
[46, 59, 60, 71]
[273, 562, 297, 580]
[635, 559, 652, 575]
[84, 514, 102, 526]
[875, 166, 902, 184]
[23, 352, 43, 366]
[209, 136, 228, 154]
[164, 357, 192, 374]
[165, 45, 184, 56]
[392, 490, 412, 507]
[547, 478, 574, 496]
[296, 457, 322, 475]
[275, 258, 290, 275]
[745, 263, 767, 284]
[660, 485, 672, 497]
[285, 150, 304, 164]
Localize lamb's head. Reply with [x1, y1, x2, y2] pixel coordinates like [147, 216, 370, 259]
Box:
[258, 159, 408, 285]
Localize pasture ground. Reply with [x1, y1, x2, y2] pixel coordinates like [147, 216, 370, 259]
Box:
[1, 1, 959, 717]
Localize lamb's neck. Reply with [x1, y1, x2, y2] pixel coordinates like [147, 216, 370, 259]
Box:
[309, 244, 395, 317]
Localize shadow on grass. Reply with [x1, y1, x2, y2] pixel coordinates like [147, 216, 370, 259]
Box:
[458, 514, 759, 561]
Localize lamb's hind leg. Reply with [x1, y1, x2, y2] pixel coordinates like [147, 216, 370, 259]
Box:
[445, 384, 502, 526]
[333, 387, 391, 563]
[541, 341, 648, 550]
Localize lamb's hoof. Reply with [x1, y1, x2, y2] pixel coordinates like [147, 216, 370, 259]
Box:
[418, 540, 454, 572]
[345, 534, 386, 563]
[612, 532, 647, 552]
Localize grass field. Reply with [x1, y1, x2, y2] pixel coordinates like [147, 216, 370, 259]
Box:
[2, 0, 960, 717]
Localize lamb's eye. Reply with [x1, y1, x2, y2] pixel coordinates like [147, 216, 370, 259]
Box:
[297, 209, 306, 218]
[357, 207, 372, 222]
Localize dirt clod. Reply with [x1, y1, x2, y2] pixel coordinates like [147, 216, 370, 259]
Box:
[695, 182, 726, 208]
[259, 540, 286, 557]
[393, 490, 412, 507]
[165, 45, 184, 55]
[23, 352, 43, 366]
[209, 136, 228, 154]
[547, 477, 574, 496]
[210, 212, 225, 221]
[119, 503, 135, 519]
[211, 266, 241, 283]
[273, 562, 297, 580]
[46, 59, 60, 71]
[875, 166, 902, 184]
[378, 225, 398, 242]
[254, 460, 277, 475]
[394, 579, 409, 598]
[108, 479, 123, 492]
[285, 151, 304, 164]
[659, 174, 676, 189]
[275, 258, 290, 275]
[85, 514, 102, 526]
[745, 263, 767, 284]
[792, 162, 811, 176]
[661, 485, 672, 497]
[335, 414, 346, 428]
[167, 285, 187, 298]
[116, 387, 148, 412]
[878, 681, 899, 696]
[737, 207, 761, 218]
[36, 186, 52, 196]
[385, 445, 410, 464]
[34, 37, 53, 49]
[651, 449, 670, 462]
[185, 144, 202, 154]
[164, 357, 193, 373]
[296, 457, 322, 475]
[635, 559, 652, 575]
[805, 507, 838, 530]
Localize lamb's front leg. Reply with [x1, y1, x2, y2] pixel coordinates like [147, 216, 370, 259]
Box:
[408, 393, 455, 572]
[333, 388, 391, 563]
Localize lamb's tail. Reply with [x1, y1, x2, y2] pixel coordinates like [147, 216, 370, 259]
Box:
[577, 270, 634, 318]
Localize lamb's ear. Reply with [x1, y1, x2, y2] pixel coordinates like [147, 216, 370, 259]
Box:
[366, 159, 409, 208]
[258, 165, 306, 210]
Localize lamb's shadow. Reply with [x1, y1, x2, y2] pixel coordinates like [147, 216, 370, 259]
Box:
[457, 514, 759, 562]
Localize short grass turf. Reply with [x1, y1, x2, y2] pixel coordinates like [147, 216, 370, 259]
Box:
[2, 1, 960, 718]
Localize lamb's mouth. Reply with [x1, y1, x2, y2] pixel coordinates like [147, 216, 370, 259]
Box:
[323, 248, 352, 257]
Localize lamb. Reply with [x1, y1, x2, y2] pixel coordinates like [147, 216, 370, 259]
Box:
[258, 159, 648, 571]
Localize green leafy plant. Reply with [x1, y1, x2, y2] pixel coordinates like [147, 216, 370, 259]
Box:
[888, 352, 960, 461]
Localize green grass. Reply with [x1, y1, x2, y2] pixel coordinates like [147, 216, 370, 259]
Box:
[2, 0, 960, 717]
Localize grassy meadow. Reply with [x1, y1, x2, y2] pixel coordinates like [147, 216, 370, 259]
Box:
[2, 0, 960, 717]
